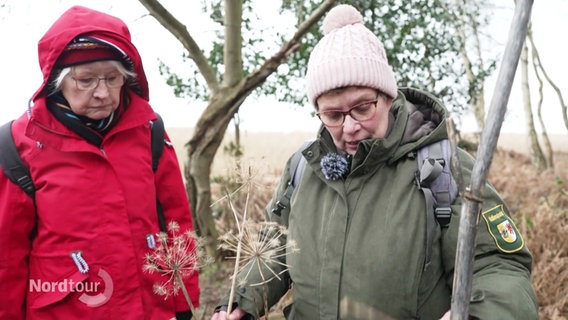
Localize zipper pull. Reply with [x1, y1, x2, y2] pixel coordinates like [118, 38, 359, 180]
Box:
[146, 234, 156, 249]
[70, 251, 89, 274]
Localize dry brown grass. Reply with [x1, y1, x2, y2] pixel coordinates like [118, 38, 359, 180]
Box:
[167, 128, 568, 319]
[489, 150, 568, 319]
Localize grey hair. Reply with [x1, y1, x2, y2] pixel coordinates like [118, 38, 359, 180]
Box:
[48, 60, 136, 96]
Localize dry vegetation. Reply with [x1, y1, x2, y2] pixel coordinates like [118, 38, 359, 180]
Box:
[488, 149, 568, 319]
[167, 128, 568, 319]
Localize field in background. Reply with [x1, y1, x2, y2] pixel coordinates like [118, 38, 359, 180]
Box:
[167, 128, 315, 176]
[167, 127, 567, 176]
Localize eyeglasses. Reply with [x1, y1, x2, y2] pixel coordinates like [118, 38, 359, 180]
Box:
[316, 98, 379, 127]
[70, 74, 125, 91]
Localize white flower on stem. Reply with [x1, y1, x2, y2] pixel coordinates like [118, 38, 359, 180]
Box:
[143, 221, 213, 316]
[218, 221, 299, 286]
[214, 163, 299, 317]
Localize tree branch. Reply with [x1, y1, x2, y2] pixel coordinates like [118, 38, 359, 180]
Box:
[138, 0, 219, 93]
[241, 0, 338, 93]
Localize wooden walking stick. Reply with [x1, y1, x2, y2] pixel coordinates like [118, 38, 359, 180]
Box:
[450, 0, 533, 319]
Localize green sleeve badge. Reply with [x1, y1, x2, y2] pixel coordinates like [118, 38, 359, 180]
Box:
[481, 204, 524, 253]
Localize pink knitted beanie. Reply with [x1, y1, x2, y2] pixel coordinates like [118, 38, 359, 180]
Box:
[306, 4, 398, 106]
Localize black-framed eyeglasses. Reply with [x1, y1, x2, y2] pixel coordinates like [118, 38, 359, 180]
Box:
[70, 74, 125, 91]
[316, 97, 379, 127]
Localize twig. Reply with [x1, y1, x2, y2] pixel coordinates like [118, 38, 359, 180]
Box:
[175, 270, 197, 316]
[226, 183, 252, 315]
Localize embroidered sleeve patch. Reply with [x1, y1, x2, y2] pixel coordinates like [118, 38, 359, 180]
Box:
[481, 204, 524, 253]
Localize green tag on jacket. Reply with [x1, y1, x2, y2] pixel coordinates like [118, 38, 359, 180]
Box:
[482, 204, 524, 253]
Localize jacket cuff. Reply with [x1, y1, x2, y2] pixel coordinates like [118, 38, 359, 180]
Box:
[175, 310, 192, 320]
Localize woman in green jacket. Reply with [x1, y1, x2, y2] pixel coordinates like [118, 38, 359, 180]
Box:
[213, 4, 537, 320]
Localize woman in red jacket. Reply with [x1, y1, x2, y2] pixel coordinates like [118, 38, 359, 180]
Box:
[0, 6, 200, 319]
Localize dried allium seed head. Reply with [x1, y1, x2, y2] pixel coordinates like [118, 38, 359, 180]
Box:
[219, 221, 299, 286]
[168, 221, 180, 232]
[143, 220, 212, 308]
[153, 284, 168, 297]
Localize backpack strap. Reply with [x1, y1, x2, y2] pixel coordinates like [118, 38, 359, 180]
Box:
[150, 113, 167, 232]
[415, 139, 458, 270]
[0, 116, 168, 232]
[150, 113, 165, 173]
[417, 139, 456, 227]
[271, 140, 312, 216]
[292, 143, 310, 189]
[0, 121, 35, 198]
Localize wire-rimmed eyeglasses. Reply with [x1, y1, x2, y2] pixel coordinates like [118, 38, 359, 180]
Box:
[316, 98, 379, 127]
[70, 74, 125, 91]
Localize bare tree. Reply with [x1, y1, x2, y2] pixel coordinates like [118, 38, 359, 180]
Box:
[138, 0, 338, 253]
[528, 29, 554, 169]
[518, 9, 567, 171]
[454, 0, 494, 133]
[527, 22, 568, 168]
[520, 31, 547, 171]
[527, 38, 568, 132]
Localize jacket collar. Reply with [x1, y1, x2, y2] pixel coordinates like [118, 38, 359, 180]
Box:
[315, 88, 449, 173]
[25, 89, 156, 149]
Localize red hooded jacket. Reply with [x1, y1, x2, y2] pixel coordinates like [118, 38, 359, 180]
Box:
[0, 6, 200, 319]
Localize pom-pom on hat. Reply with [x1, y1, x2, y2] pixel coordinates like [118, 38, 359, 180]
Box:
[56, 36, 123, 68]
[306, 4, 398, 106]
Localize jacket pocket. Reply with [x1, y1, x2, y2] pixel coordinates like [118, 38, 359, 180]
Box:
[29, 269, 89, 309]
[28, 249, 113, 310]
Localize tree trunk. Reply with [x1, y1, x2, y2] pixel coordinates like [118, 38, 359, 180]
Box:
[520, 40, 547, 171]
[529, 34, 554, 169]
[185, 86, 247, 256]
[471, 24, 486, 133]
[527, 24, 567, 168]
[233, 114, 242, 157]
[454, 0, 486, 132]
[183, 0, 338, 256]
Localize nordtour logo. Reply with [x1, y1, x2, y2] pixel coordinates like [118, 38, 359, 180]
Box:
[29, 268, 114, 307]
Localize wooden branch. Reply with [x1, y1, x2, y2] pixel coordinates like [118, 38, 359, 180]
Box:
[137, 0, 219, 93]
[450, 0, 533, 319]
[240, 0, 339, 94]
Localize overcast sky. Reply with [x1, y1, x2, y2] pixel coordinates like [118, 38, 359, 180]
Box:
[0, 0, 566, 134]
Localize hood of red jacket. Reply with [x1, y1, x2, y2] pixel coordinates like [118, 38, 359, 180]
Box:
[32, 5, 149, 102]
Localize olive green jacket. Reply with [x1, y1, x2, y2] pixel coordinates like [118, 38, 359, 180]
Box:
[220, 88, 538, 319]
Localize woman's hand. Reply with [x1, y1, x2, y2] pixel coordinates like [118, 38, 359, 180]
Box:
[211, 307, 247, 320]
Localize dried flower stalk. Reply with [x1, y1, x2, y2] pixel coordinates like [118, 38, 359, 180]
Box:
[143, 221, 213, 318]
[216, 165, 299, 317]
